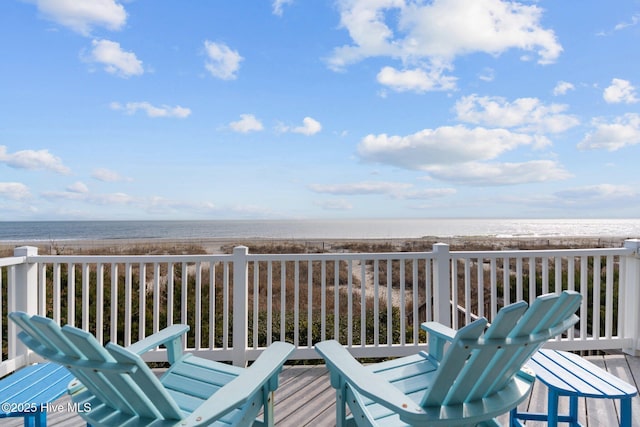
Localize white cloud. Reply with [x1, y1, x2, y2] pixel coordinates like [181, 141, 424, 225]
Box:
[314, 199, 353, 211]
[88, 39, 143, 78]
[43, 190, 135, 205]
[328, 0, 562, 92]
[0, 182, 31, 200]
[92, 168, 132, 182]
[31, 0, 127, 35]
[204, 41, 243, 80]
[455, 94, 580, 133]
[310, 181, 412, 196]
[603, 78, 638, 104]
[578, 113, 640, 151]
[478, 67, 495, 82]
[278, 117, 323, 135]
[357, 125, 547, 170]
[614, 14, 640, 32]
[425, 160, 571, 185]
[309, 181, 456, 199]
[110, 101, 191, 118]
[554, 184, 637, 203]
[67, 181, 89, 193]
[376, 66, 457, 92]
[229, 114, 264, 133]
[0, 145, 71, 174]
[401, 188, 457, 199]
[272, 0, 294, 16]
[553, 81, 575, 96]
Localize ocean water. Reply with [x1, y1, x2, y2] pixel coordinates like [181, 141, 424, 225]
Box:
[1, 219, 640, 242]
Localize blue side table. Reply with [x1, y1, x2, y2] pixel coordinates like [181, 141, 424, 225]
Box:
[511, 349, 638, 427]
[0, 363, 73, 427]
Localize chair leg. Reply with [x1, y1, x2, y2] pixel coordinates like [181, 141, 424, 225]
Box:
[262, 389, 274, 427]
[336, 387, 347, 427]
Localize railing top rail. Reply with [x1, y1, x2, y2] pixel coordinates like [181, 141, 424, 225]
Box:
[451, 247, 632, 258]
[0, 255, 27, 268]
[246, 251, 437, 262]
[26, 253, 234, 263]
[18, 246, 633, 264]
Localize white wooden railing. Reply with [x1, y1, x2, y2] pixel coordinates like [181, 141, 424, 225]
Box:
[2, 240, 640, 375]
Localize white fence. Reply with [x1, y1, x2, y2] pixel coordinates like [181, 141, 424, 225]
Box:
[2, 240, 640, 375]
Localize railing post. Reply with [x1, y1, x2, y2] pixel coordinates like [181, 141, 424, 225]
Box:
[622, 239, 640, 356]
[9, 246, 39, 365]
[232, 246, 249, 366]
[432, 243, 451, 327]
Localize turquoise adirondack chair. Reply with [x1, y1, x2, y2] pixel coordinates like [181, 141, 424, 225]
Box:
[10, 312, 294, 427]
[316, 291, 582, 427]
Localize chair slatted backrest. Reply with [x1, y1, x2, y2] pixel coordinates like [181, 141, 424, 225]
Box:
[420, 291, 581, 408]
[9, 312, 184, 422]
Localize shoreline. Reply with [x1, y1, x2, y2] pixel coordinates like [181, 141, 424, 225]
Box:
[1, 235, 634, 254]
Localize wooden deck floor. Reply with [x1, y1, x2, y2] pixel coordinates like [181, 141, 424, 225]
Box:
[5, 354, 639, 426]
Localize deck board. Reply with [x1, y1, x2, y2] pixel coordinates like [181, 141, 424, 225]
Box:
[3, 354, 639, 426]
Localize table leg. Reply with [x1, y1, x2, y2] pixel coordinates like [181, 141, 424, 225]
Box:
[620, 397, 632, 427]
[569, 396, 579, 427]
[548, 389, 559, 427]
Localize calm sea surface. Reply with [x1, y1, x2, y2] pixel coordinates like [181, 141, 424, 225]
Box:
[1, 219, 640, 242]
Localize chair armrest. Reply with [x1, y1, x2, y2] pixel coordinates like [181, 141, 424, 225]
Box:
[126, 324, 190, 364]
[421, 322, 455, 362]
[181, 341, 295, 426]
[315, 340, 426, 424]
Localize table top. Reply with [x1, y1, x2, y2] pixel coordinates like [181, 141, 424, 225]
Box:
[0, 363, 72, 413]
[529, 349, 637, 399]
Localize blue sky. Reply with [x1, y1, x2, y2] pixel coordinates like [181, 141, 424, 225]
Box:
[2, 0, 640, 220]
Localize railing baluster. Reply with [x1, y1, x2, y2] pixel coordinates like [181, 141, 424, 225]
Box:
[516, 257, 523, 301]
[96, 263, 104, 343]
[153, 263, 160, 334]
[360, 259, 366, 347]
[267, 261, 273, 346]
[252, 261, 259, 349]
[579, 256, 588, 340]
[139, 262, 145, 341]
[307, 260, 312, 348]
[209, 261, 216, 348]
[110, 264, 118, 344]
[321, 260, 326, 342]
[124, 263, 132, 347]
[373, 259, 379, 346]
[477, 257, 484, 319]
[294, 261, 300, 348]
[502, 257, 509, 306]
[53, 262, 61, 322]
[222, 261, 229, 349]
[167, 262, 174, 326]
[195, 261, 202, 350]
[82, 263, 89, 331]
[387, 259, 392, 345]
[593, 255, 601, 339]
[67, 263, 75, 326]
[528, 258, 536, 304]
[400, 259, 406, 346]
[282, 260, 287, 342]
[464, 257, 471, 325]
[490, 258, 497, 319]
[605, 255, 614, 339]
[334, 260, 340, 341]
[347, 259, 353, 346]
